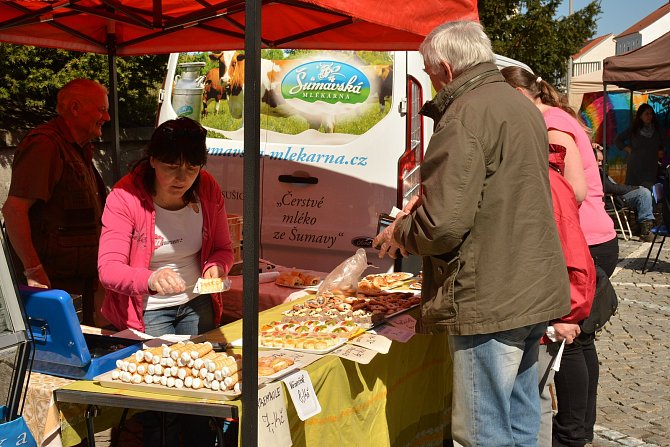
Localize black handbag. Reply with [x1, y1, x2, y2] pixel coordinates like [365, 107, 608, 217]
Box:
[580, 266, 618, 334]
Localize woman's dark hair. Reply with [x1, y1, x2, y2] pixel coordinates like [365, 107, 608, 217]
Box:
[500, 66, 577, 118]
[631, 103, 658, 135]
[132, 117, 208, 203]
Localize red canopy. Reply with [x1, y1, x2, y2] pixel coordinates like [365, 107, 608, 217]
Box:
[0, 0, 478, 54]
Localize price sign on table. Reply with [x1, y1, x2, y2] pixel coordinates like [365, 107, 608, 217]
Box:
[374, 324, 415, 343]
[258, 382, 292, 446]
[348, 332, 392, 354]
[331, 344, 378, 364]
[282, 370, 321, 421]
[388, 313, 417, 331]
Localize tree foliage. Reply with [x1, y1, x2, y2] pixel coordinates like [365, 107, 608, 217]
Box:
[0, 44, 168, 129]
[1, 2, 600, 128]
[478, 0, 601, 90]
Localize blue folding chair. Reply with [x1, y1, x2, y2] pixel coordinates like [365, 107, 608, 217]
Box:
[641, 225, 669, 273]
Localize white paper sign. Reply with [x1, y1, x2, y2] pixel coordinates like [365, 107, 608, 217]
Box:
[388, 313, 417, 331]
[258, 382, 292, 447]
[331, 344, 378, 364]
[374, 324, 415, 343]
[551, 340, 566, 372]
[348, 333, 392, 354]
[282, 370, 321, 421]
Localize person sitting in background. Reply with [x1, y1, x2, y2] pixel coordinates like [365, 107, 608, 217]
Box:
[615, 103, 670, 189]
[593, 143, 656, 242]
[2, 78, 109, 327]
[97, 117, 234, 447]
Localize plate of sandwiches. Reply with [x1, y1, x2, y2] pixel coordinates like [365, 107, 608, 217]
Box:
[408, 280, 422, 290]
[357, 272, 415, 295]
[275, 270, 322, 289]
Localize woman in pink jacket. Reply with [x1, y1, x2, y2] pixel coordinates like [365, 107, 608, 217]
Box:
[98, 117, 234, 335]
[98, 117, 233, 447]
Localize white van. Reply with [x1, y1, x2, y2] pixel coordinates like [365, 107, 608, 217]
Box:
[157, 50, 530, 273]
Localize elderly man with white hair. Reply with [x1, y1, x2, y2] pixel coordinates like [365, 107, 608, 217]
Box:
[374, 21, 570, 446]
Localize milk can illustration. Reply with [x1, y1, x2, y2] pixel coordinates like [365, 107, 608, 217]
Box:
[172, 62, 206, 121]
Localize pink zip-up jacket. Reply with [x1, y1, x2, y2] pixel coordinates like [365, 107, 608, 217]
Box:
[98, 165, 234, 331]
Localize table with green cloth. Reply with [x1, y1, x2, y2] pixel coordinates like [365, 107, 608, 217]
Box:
[55, 295, 453, 446]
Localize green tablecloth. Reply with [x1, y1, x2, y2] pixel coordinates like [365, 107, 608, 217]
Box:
[58, 296, 452, 446]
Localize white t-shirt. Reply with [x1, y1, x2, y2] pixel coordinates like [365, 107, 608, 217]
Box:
[145, 202, 203, 310]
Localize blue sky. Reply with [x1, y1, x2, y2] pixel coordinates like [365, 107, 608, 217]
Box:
[557, 0, 668, 36]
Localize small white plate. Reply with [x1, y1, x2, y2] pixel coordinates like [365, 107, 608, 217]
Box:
[193, 277, 232, 294]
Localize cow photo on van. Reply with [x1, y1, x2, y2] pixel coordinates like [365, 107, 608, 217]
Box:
[196, 49, 394, 137]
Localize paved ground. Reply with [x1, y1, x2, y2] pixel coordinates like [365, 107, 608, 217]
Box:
[592, 233, 670, 447]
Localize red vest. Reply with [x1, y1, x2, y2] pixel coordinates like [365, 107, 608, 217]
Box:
[21, 122, 105, 279]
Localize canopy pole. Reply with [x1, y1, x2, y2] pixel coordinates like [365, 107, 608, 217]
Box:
[241, 0, 261, 444]
[602, 82, 609, 178]
[106, 32, 121, 182]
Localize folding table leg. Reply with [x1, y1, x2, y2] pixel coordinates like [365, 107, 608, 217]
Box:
[85, 405, 98, 447]
[213, 417, 225, 446]
[110, 408, 129, 447]
[160, 412, 167, 447]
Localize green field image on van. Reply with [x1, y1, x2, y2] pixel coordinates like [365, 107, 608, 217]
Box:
[201, 97, 391, 137]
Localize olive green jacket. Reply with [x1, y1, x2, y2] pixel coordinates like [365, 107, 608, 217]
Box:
[395, 62, 570, 335]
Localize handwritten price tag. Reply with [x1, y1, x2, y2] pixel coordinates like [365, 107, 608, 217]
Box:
[258, 382, 292, 447]
[347, 332, 392, 354]
[388, 314, 417, 331]
[282, 370, 321, 421]
[374, 324, 415, 343]
[331, 344, 378, 364]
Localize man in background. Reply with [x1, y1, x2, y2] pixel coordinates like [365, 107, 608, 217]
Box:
[2, 78, 109, 326]
[594, 143, 656, 242]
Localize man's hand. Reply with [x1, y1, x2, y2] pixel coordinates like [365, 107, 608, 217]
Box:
[373, 216, 408, 260]
[24, 264, 50, 289]
[148, 268, 186, 295]
[402, 195, 422, 214]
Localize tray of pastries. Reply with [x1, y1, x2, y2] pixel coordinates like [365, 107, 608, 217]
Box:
[275, 270, 322, 288]
[281, 288, 420, 328]
[96, 341, 242, 400]
[357, 272, 415, 294]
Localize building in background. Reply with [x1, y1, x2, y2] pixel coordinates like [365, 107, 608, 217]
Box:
[569, 1, 670, 109]
[614, 2, 670, 55]
[569, 33, 615, 109]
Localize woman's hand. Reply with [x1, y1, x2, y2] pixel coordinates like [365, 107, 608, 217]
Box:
[552, 322, 581, 344]
[203, 264, 225, 279]
[148, 268, 186, 295]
